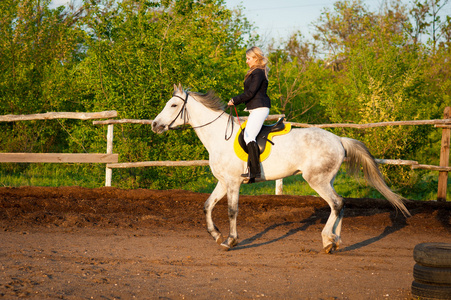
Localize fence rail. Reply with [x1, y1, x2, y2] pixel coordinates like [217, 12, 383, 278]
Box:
[0, 111, 117, 122]
[0, 153, 118, 163]
[107, 160, 209, 169]
[290, 118, 451, 128]
[92, 114, 286, 125]
[105, 158, 421, 169]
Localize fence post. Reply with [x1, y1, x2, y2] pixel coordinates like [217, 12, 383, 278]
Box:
[105, 124, 114, 187]
[437, 106, 451, 202]
[275, 179, 283, 195]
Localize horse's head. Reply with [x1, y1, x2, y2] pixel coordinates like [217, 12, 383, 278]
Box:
[152, 84, 188, 134]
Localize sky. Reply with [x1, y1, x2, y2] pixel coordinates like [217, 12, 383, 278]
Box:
[224, 0, 451, 42]
[224, 0, 384, 42]
[50, 0, 451, 42]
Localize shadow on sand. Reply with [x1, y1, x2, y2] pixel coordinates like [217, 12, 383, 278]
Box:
[230, 198, 451, 252]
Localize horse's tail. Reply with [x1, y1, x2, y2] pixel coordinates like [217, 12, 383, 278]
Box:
[340, 137, 411, 217]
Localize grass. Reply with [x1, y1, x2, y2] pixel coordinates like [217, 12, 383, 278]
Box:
[0, 164, 103, 188]
[1, 163, 449, 201]
[183, 170, 403, 199]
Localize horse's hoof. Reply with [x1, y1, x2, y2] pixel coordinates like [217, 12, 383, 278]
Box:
[220, 243, 231, 251]
[220, 238, 238, 251]
[323, 243, 337, 254]
[215, 234, 224, 245]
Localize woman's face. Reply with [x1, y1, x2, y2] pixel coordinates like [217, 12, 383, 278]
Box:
[246, 54, 258, 68]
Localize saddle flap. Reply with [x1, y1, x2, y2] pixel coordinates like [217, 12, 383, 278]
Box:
[238, 117, 286, 154]
[234, 118, 291, 162]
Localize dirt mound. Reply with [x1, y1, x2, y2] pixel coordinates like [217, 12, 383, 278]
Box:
[0, 186, 449, 232]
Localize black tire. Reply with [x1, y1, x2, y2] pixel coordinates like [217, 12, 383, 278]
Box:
[411, 281, 451, 300]
[414, 263, 451, 285]
[414, 243, 451, 268]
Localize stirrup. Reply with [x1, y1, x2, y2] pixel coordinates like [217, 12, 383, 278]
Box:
[242, 176, 256, 184]
[240, 171, 260, 179]
[241, 167, 251, 178]
[241, 173, 261, 178]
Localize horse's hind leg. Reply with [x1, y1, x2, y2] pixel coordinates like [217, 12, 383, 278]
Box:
[306, 179, 344, 253]
[320, 188, 344, 253]
[220, 182, 241, 251]
[204, 182, 227, 244]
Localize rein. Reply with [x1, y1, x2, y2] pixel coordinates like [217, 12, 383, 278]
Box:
[169, 93, 237, 140]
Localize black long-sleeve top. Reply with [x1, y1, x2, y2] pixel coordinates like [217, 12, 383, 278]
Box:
[232, 68, 271, 110]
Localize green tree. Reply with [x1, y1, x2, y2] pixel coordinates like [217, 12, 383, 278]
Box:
[310, 0, 447, 188]
[0, 0, 85, 153]
[267, 33, 330, 123]
[69, 0, 256, 188]
[408, 0, 451, 165]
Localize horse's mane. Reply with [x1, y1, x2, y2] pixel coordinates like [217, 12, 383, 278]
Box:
[189, 90, 225, 112]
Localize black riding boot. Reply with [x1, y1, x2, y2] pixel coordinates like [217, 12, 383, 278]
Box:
[241, 141, 261, 183]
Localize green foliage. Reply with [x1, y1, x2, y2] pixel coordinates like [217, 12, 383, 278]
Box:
[267, 33, 330, 123]
[308, 0, 450, 186]
[0, 0, 85, 153]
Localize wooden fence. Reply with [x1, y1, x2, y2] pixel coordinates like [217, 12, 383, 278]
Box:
[0, 111, 119, 164]
[1, 108, 450, 201]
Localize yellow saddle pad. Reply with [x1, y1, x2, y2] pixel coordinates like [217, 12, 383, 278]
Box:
[233, 120, 292, 162]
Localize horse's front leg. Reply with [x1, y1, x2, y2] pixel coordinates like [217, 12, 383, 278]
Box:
[204, 182, 227, 244]
[220, 183, 241, 251]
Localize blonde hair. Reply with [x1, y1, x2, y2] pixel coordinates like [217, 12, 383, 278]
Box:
[244, 46, 269, 80]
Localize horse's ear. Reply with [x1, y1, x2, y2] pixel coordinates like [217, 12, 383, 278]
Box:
[178, 83, 182, 92]
[173, 84, 178, 92]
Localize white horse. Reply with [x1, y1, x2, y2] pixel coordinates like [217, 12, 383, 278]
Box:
[152, 84, 410, 253]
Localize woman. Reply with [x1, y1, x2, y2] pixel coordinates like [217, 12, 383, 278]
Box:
[228, 46, 271, 182]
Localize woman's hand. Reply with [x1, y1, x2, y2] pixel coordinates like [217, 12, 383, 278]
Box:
[227, 99, 234, 106]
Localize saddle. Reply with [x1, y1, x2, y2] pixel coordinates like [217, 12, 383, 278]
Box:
[234, 118, 292, 162]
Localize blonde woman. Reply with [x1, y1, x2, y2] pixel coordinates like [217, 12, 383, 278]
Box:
[228, 46, 271, 182]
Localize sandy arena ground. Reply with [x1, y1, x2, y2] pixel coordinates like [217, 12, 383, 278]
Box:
[0, 186, 450, 299]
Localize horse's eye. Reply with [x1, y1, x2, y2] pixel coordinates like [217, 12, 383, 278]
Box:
[171, 104, 177, 108]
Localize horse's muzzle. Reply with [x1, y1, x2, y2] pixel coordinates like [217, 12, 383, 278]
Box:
[151, 121, 166, 134]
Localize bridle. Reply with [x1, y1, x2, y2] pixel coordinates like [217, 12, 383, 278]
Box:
[168, 92, 235, 140]
[167, 93, 190, 130]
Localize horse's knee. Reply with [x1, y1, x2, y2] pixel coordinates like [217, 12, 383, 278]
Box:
[228, 207, 238, 219]
[204, 200, 215, 215]
[333, 197, 344, 215]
